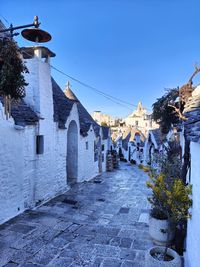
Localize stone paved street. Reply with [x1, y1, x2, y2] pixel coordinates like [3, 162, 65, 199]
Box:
[0, 163, 153, 267]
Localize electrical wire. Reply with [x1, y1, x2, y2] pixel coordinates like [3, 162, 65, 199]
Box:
[0, 15, 151, 112]
[20, 49, 132, 111]
[0, 14, 10, 26]
[21, 48, 139, 111]
[50, 65, 133, 111]
[51, 66, 138, 108]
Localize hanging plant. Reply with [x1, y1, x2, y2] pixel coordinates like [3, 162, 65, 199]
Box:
[0, 37, 28, 119]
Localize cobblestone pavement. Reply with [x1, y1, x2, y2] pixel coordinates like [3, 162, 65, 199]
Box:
[0, 163, 153, 267]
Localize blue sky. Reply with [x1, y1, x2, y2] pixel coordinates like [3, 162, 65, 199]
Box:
[1, 0, 200, 117]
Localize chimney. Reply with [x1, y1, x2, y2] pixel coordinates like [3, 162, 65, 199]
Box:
[21, 46, 55, 120]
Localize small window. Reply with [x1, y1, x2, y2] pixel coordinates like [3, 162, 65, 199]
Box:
[36, 135, 44, 154]
[102, 144, 105, 151]
[135, 121, 138, 126]
[86, 141, 89, 150]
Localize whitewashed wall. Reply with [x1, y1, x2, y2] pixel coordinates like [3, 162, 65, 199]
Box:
[0, 55, 68, 223]
[78, 125, 99, 182]
[185, 142, 200, 267]
[127, 143, 142, 164]
[0, 103, 37, 223]
[24, 56, 67, 204]
[22, 125, 37, 209]
[0, 51, 109, 224]
[0, 107, 24, 223]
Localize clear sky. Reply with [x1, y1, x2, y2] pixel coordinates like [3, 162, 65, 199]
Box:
[1, 0, 200, 117]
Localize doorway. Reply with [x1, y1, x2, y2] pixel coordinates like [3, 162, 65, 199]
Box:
[67, 120, 78, 184]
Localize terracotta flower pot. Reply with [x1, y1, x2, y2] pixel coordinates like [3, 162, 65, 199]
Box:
[145, 246, 182, 267]
[149, 216, 175, 245]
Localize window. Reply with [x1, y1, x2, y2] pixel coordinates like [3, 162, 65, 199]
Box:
[135, 121, 138, 126]
[36, 135, 44, 154]
[102, 144, 105, 151]
[86, 141, 89, 150]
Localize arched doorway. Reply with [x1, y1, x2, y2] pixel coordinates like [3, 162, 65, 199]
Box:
[67, 120, 78, 184]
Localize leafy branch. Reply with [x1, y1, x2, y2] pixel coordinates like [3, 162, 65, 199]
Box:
[0, 37, 28, 118]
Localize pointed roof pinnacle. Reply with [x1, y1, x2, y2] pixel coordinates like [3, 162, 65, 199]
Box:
[137, 101, 143, 111]
[64, 81, 79, 102]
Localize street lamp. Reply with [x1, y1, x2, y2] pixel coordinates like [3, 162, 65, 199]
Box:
[0, 16, 51, 43]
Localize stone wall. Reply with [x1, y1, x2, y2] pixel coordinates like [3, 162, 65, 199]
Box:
[185, 142, 200, 267]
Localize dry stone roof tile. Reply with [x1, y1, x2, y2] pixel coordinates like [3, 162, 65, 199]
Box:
[64, 86, 100, 137]
[184, 87, 200, 143]
[101, 126, 109, 140]
[52, 77, 74, 129]
[0, 97, 39, 126]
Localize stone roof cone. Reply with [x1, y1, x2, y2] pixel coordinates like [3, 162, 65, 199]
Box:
[64, 81, 79, 102]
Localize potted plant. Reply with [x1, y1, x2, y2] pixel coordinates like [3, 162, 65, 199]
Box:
[146, 141, 191, 244]
[145, 174, 192, 266]
[145, 142, 192, 266]
[146, 173, 192, 245]
[145, 246, 182, 267]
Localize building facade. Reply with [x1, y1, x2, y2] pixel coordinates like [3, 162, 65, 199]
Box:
[182, 85, 200, 267]
[0, 44, 111, 224]
[125, 102, 157, 136]
[92, 111, 118, 127]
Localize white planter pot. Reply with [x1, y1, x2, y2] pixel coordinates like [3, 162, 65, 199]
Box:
[149, 216, 175, 245]
[145, 246, 182, 267]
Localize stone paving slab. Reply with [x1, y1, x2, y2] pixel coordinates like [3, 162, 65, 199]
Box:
[0, 163, 152, 267]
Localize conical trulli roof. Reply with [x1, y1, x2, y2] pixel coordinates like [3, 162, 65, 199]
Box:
[63, 81, 100, 137]
[64, 82, 79, 102]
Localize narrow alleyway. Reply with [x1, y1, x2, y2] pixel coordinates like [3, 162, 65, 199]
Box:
[0, 163, 153, 267]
